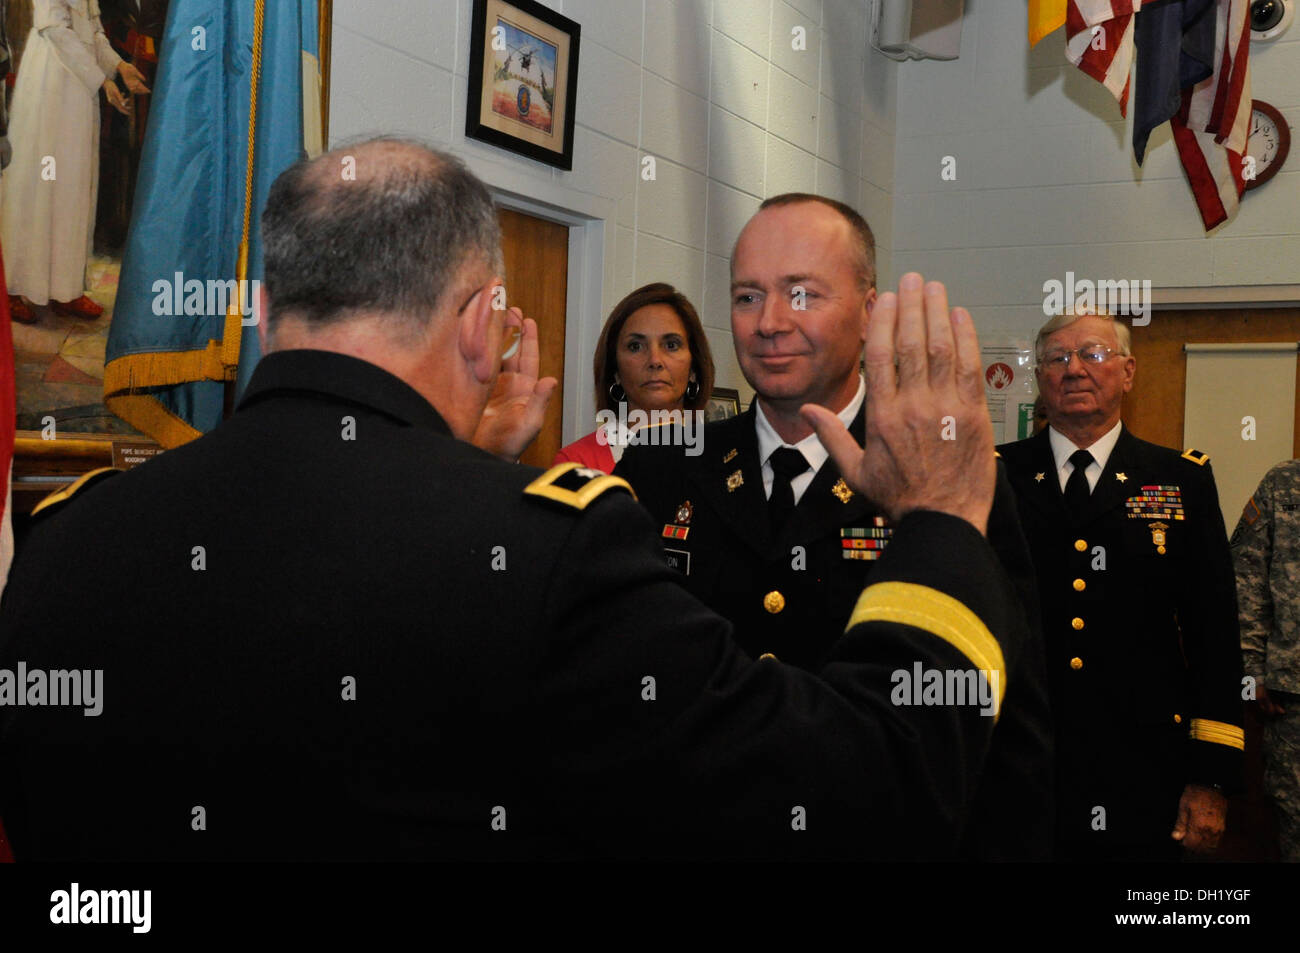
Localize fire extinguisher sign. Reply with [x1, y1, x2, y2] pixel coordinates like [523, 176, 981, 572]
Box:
[980, 343, 1036, 444]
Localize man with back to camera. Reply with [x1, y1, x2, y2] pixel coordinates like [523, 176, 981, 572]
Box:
[998, 309, 1244, 861]
[0, 138, 1034, 860]
[614, 194, 1053, 860]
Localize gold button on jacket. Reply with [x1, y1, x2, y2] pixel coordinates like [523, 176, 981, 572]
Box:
[1070, 657, 1083, 670]
[1071, 617, 1085, 630]
[763, 591, 785, 614]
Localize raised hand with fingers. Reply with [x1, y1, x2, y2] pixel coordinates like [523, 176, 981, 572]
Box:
[801, 272, 995, 535]
[472, 306, 559, 461]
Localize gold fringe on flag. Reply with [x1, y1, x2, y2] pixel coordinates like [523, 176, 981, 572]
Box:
[105, 0, 268, 448]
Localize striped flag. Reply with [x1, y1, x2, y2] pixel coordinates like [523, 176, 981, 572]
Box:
[1066, 1, 1151, 116]
[1170, 0, 1252, 230]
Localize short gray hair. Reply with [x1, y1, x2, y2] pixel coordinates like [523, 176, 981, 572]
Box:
[1035, 310, 1132, 362]
[262, 137, 502, 340]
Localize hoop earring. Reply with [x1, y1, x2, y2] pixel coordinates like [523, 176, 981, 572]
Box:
[684, 379, 700, 403]
[609, 381, 627, 403]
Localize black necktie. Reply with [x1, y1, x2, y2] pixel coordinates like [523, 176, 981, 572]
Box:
[1064, 449, 1095, 511]
[768, 447, 810, 536]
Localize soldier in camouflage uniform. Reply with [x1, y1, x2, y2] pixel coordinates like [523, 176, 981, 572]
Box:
[1232, 459, 1300, 861]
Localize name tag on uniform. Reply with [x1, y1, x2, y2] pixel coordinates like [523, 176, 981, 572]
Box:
[664, 548, 691, 575]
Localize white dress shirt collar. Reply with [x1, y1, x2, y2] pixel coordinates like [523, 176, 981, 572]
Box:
[755, 376, 866, 503]
[1048, 420, 1123, 493]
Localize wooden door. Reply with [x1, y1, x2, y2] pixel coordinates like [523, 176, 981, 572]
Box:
[498, 207, 568, 469]
[1124, 308, 1300, 456]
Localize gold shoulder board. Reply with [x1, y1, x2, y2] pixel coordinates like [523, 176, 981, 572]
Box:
[524, 463, 637, 511]
[1181, 448, 1210, 466]
[30, 467, 124, 518]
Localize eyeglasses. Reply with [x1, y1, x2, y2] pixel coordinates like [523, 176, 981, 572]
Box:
[1039, 344, 1119, 372]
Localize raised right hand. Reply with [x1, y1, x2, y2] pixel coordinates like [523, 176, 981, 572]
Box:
[801, 272, 996, 536]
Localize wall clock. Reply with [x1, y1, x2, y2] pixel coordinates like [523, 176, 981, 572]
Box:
[1244, 100, 1290, 191]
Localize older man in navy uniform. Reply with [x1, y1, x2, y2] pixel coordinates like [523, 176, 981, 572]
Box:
[998, 310, 1244, 861]
[615, 194, 1052, 860]
[0, 140, 1033, 860]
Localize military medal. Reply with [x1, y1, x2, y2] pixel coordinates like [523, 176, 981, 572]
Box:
[841, 517, 892, 560]
[1115, 472, 1128, 483]
[1126, 485, 1185, 521]
[1149, 521, 1168, 555]
[831, 478, 853, 503]
[1034, 472, 1045, 483]
[663, 500, 693, 540]
[726, 470, 744, 492]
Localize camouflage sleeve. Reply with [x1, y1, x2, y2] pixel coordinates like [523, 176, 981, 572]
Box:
[1231, 469, 1274, 681]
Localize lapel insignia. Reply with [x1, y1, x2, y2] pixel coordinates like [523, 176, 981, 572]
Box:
[675, 500, 694, 524]
[726, 470, 744, 493]
[841, 518, 892, 561]
[663, 524, 690, 541]
[1034, 472, 1045, 483]
[1115, 472, 1128, 483]
[1149, 521, 1168, 555]
[831, 478, 854, 503]
[1126, 485, 1185, 521]
[723, 448, 738, 464]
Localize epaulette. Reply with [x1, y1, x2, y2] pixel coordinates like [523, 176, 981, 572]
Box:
[523, 463, 636, 510]
[30, 467, 123, 518]
[1181, 448, 1210, 466]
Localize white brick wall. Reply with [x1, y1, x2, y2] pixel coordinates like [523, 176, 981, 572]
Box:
[893, 0, 1300, 342]
[330, 0, 898, 408]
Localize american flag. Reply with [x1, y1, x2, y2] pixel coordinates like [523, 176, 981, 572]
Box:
[1065, 0, 1252, 231]
[1066, 0, 1150, 116]
[1170, 0, 1252, 230]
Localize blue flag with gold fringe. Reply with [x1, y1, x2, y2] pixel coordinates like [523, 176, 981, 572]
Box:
[105, 0, 315, 446]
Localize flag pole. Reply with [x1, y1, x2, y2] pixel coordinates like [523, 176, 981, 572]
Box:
[223, 0, 267, 419]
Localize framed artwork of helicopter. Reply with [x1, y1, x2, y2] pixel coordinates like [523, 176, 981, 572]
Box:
[466, 0, 581, 170]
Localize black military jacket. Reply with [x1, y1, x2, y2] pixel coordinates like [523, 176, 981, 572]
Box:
[999, 426, 1244, 852]
[0, 349, 1032, 861]
[616, 403, 1054, 860]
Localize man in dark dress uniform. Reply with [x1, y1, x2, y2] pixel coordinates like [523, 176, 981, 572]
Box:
[0, 139, 1031, 860]
[998, 310, 1244, 861]
[615, 195, 1052, 860]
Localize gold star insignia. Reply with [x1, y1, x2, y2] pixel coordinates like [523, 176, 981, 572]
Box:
[1034, 472, 1045, 483]
[1115, 472, 1128, 483]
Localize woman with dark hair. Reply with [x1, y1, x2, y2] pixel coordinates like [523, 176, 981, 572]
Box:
[553, 282, 714, 473]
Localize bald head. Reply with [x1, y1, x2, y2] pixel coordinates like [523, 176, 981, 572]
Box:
[262, 138, 502, 345]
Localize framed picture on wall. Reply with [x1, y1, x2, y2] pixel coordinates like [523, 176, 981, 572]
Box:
[465, 0, 580, 170]
[705, 387, 742, 423]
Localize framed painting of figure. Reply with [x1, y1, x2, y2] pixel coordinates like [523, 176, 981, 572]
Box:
[3, 0, 333, 513]
[465, 0, 580, 170]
